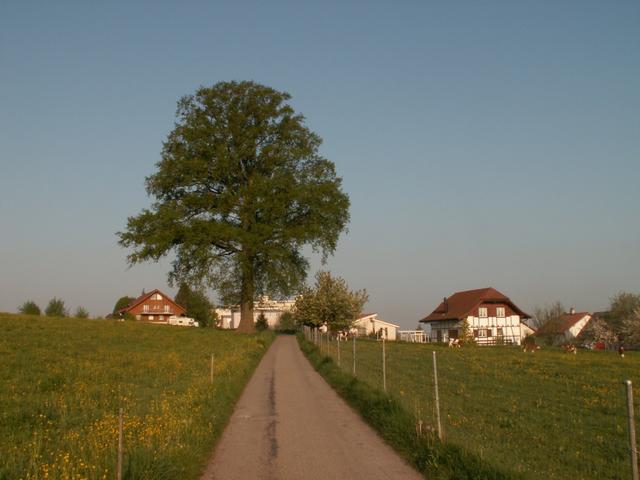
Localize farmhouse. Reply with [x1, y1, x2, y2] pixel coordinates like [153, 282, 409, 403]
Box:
[352, 313, 399, 340]
[118, 289, 186, 323]
[215, 296, 295, 329]
[536, 308, 592, 344]
[420, 287, 531, 345]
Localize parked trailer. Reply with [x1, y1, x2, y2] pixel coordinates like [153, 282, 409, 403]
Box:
[168, 316, 199, 327]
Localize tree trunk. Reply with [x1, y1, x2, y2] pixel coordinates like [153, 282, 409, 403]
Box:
[237, 257, 256, 333]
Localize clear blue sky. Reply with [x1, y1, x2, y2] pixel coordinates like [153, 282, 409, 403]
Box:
[1, 1, 638, 328]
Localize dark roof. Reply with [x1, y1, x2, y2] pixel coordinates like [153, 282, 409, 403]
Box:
[537, 312, 591, 335]
[420, 287, 531, 322]
[118, 289, 185, 315]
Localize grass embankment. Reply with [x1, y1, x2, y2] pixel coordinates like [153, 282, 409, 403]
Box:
[0, 314, 274, 480]
[299, 334, 640, 480]
[298, 334, 514, 480]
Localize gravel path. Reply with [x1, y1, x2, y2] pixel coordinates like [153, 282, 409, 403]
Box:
[200, 335, 423, 480]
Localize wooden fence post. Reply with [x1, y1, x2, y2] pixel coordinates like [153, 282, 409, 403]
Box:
[117, 407, 124, 480]
[337, 335, 341, 368]
[210, 353, 214, 384]
[625, 380, 639, 480]
[352, 335, 356, 377]
[382, 337, 387, 393]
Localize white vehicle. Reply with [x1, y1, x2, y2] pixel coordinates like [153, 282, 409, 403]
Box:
[168, 316, 199, 327]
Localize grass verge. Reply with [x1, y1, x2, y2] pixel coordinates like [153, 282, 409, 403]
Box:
[297, 333, 518, 479]
[0, 314, 274, 480]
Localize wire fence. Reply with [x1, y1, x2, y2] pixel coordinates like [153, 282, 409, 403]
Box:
[303, 326, 640, 480]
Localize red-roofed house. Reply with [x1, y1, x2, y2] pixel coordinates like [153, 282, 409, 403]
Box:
[118, 289, 186, 323]
[536, 308, 592, 344]
[419, 287, 531, 345]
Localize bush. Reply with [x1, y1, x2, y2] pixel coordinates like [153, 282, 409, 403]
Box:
[74, 306, 89, 319]
[45, 298, 68, 317]
[275, 312, 296, 334]
[255, 313, 269, 331]
[18, 300, 41, 316]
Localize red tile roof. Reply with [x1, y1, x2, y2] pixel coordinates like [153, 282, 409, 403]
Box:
[537, 312, 591, 335]
[118, 289, 186, 315]
[420, 287, 530, 322]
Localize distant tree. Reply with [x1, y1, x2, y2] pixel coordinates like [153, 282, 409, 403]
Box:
[18, 300, 41, 316]
[45, 298, 68, 318]
[459, 318, 475, 345]
[588, 315, 618, 346]
[175, 283, 215, 328]
[117, 81, 350, 333]
[74, 306, 89, 319]
[113, 296, 135, 315]
[293, 271, 368, 333]
[255, 312, 269, 331]
[415, 324, 424, 331]
[276, 311, 296, 334]
[608, 292, 640, 341]
[532, 301, 565, 345]
[621, 307, 640, 346]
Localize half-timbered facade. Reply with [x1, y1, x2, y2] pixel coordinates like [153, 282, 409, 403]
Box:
[118, 289, 186, 323]
[420, 287, 531, 345]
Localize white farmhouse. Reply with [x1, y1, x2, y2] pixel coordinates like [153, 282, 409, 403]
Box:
[420, 287, 532, 346]
[352, 313, 399, 341]
[215, 296, 296, 329]
[536, 309, 592, 344]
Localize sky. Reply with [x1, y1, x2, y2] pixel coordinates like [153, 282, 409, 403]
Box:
[1, 1, 638, 328]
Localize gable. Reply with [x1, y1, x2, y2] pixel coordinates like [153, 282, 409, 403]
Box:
[420, 287, 530, 323]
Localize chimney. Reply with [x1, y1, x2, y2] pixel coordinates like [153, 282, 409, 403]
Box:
[570, 307, 575, 315]
[443, 297, 448, 314]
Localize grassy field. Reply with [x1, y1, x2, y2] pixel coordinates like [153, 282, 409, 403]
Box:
[0, 314, 273, 480]
[310, 333, 639, 479]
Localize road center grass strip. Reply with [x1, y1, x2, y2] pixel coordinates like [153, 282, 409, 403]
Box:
[0, 314, 274, 480]
[297, 333, 516, 480]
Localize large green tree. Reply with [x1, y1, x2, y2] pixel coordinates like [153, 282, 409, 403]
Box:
[119, 81, 349, 332]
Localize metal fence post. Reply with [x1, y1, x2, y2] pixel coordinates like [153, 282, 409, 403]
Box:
[625, 380, 639, 480]
[382, 337, 387, 393]
[433, 351, 443, 441]
[117, 407, 124, 480]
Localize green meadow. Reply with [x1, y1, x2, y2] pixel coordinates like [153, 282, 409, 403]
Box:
[317, 336, 639, 479]
[0, 314, 273, 480]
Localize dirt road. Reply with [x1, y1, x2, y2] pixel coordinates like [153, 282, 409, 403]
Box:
[200, 335, 422, 480]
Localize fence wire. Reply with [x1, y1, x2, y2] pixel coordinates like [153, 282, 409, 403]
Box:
[303, 327, 639, 480]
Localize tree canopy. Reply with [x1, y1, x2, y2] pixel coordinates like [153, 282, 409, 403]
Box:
[113, 296, 135, 315]
[45, 298, 68, 318]
[293, 271, 368, 333]
[175, 283, 216, 328]
[18, 300, 41, 316]
[119, 81, 350, 332]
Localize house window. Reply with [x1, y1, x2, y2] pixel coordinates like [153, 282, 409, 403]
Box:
[143, 304, 149, 312]
[164, 305, 170, 313]
[479, 307, 488, 318]
[476, 329, 488, 338]
[497, 307, 505, 318]
[486, 328, 492, 337]
[448, 329, 459, 339]
[152, 293, 162, 301]
[497, 328, 503, 337]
